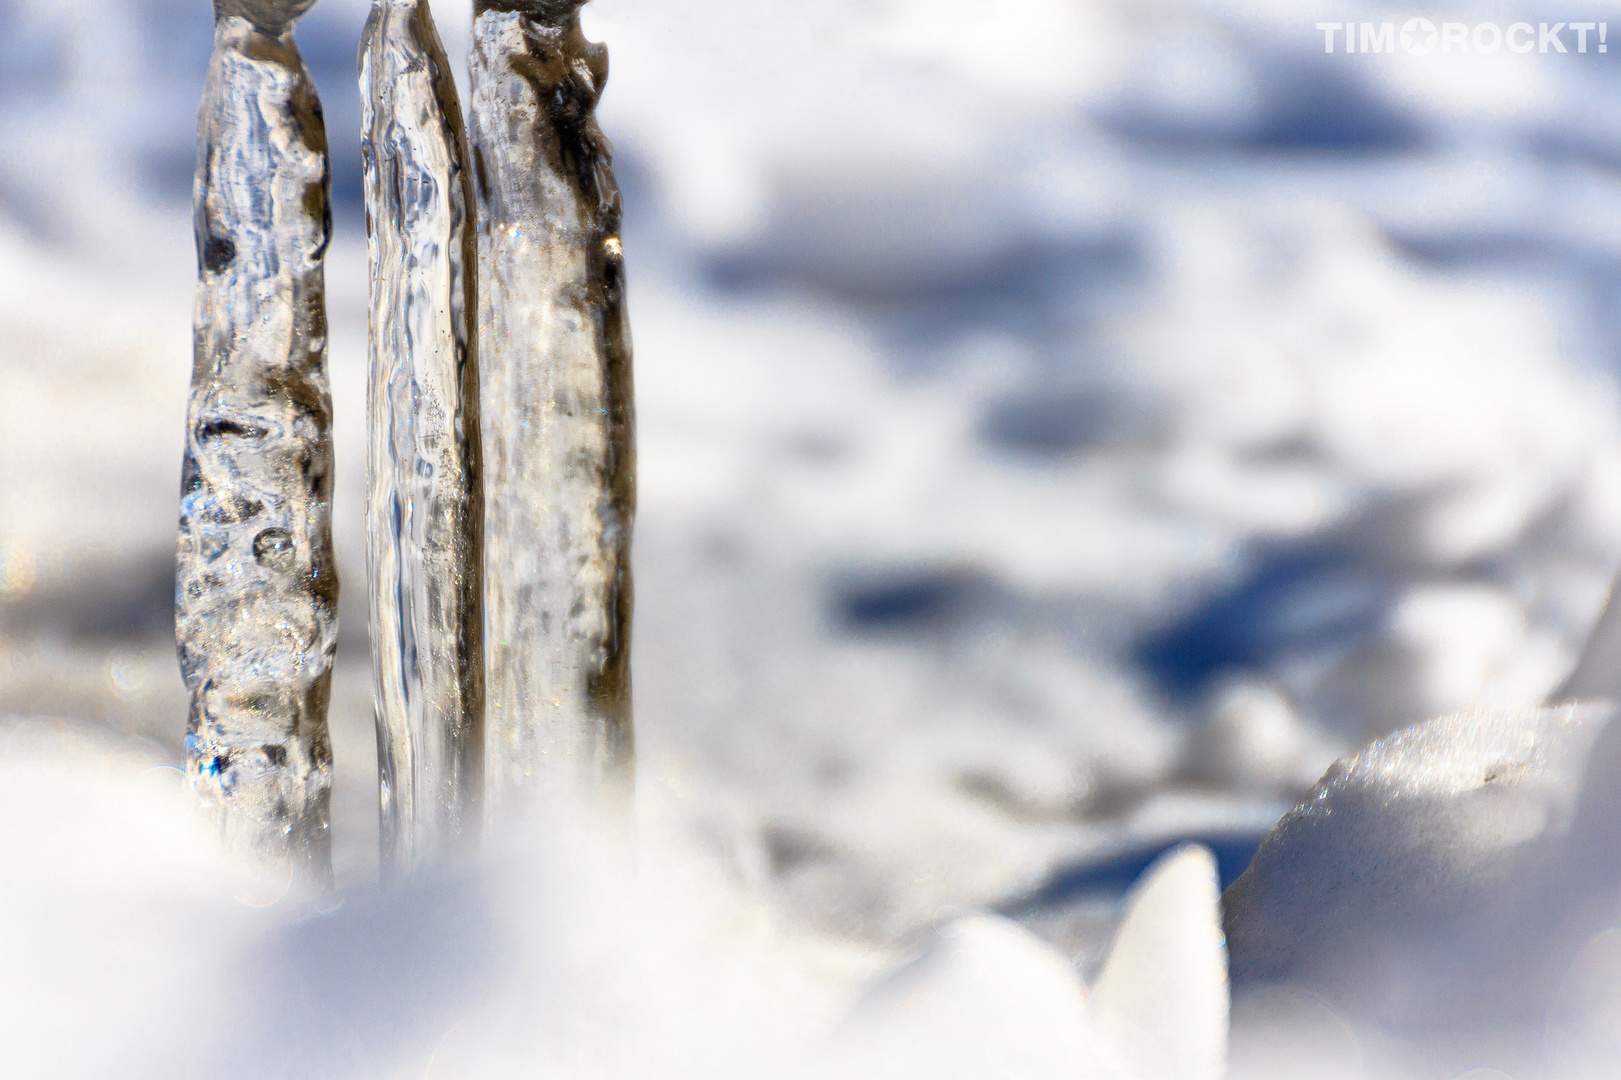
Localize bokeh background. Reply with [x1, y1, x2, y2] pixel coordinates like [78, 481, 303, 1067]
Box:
[6, 0, 1621, 953]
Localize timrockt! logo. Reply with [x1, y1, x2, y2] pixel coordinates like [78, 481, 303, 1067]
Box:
[1317, 19, 1608, 54]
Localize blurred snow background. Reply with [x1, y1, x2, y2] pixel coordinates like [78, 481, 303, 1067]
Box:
[6, 0, 1621, 981]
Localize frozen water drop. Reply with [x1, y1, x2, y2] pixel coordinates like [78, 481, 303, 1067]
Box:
[252, 527, 296, 571]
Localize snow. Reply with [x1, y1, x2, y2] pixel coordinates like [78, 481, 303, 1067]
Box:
[1226, 702, 1621, 1077]
[0, 721, 1224, 1080]
[829, 845, 1225, 1080]
[9, 0, 1621, 1073]
[1089, 844, 1228, 1080]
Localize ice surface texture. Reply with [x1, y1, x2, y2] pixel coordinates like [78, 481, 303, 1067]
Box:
[176, 5, 335, 882]
[469, 0, 636, 809]
[360, 0, 484, 869]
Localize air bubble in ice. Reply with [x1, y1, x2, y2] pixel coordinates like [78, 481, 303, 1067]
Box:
[253, 528, 296, 571]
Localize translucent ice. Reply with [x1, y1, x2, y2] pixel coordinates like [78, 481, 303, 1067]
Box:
[360, 0, 484, 869]
[469, 0, 636, 811]
[176, 0, 335, 883]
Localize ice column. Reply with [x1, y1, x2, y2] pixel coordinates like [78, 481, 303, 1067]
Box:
[469, 0, 636, 812]
[360, 0, 485, 868]
[176, 0, 336, 883]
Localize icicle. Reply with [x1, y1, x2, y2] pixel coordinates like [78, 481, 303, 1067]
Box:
[176, 0, 336, 886]
[359, 0, 485, 869]
[469, 0, 636, 814]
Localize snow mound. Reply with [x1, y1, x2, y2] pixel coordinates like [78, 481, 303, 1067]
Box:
[830, 843, 1226, 1080]
[1225, 701, 1621, 1077]
[1091, 845, 1227, 1080]
[0, 714, 1237, 1080]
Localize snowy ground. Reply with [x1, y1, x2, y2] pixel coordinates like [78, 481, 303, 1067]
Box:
[8, 0, 1621, 1076]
